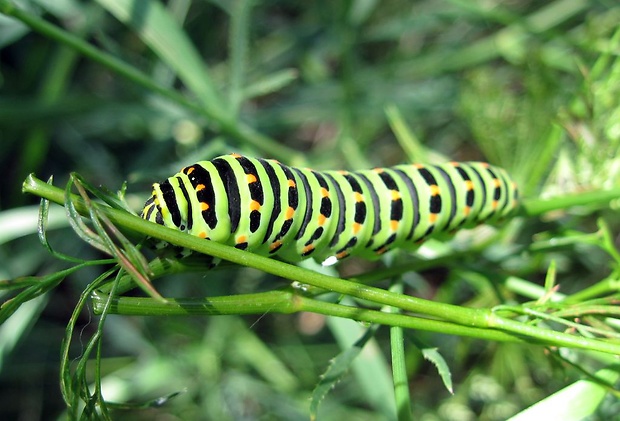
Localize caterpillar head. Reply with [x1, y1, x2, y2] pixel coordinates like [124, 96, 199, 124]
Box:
[141, 179, 188, 231]
[141, 186, 163, 226]
[141, 180, 190, 255]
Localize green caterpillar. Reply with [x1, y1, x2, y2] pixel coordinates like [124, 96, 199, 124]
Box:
[141, 153, 519, 265]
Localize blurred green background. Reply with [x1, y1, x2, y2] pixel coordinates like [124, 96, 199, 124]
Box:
[1, 0, 620, 420]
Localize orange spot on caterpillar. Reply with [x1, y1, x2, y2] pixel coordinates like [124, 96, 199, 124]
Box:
[352, 222, 362, 234]
[198, 231, 208, 239]
[196, 184, 206, 191]
[391, 190, 401, 201]
[430, 185, 440, 196]
[186, 166, 195, 175]
[336, 251, 349, 259]
[390, 220, 399, 231]
[354, 192, 364, 202]
[231, 153, 242, 158]
[493, 179, 501, 188]
[492, 200, 499, 210]
[270, 240, 282, 251]
[286, 207, 295, 218]
[463, 206, 471, 216]
[318, 214, 327, 226]
[247, 174, 258, 183]
[415, 164, 425, 169]
[373, 168, 384, 173]
[429, 213, 438, 223]
[250, 200, 261, 211]
[302, 244, 315, 254]
[201, 202, 210, 211]
[236, 235, 247, 244]
[320, 187, 329, 198]
[288, 179, 296, 188]
[464, 180, 474, 191]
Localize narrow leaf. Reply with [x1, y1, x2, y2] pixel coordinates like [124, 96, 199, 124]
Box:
[310, 327, 375, 420]
[97, 0, 229, 119]
[422, 348, 453, 394]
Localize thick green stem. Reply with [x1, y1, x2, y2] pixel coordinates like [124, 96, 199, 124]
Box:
[89, 289, 523, 342]
[89, 289, 620, 354]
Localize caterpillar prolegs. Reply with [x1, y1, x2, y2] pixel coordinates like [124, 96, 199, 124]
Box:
[141, 154, 519, 265]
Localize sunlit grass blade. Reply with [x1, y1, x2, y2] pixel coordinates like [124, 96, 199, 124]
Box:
[243, 69, 299, 100]
[97, 0, 229, 121]
[0, 294, 47, 372]
[507, 366, 620, 421]
[385, 104, 428, 163]
[0, 204, 67, 246]
[228, 0, 253, 116]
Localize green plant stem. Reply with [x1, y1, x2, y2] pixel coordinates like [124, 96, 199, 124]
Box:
[0, 0, 301, 162]
[563, 278, 620, 304]
[22, 175, 620, 354]
[88, 289, 518, 343]
[486, 313, 618, 353]
[89, 288, 620, 354]
[389, 280, 413, 421]
[520, 188, 620, 217]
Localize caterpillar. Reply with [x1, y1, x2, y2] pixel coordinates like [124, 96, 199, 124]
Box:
[141, 154, 519, 266]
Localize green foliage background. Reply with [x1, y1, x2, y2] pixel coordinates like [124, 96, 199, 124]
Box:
[1, 0, 620, 420]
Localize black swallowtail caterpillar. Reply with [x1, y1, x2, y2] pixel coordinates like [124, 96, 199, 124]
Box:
[141, 153, 519, 265]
